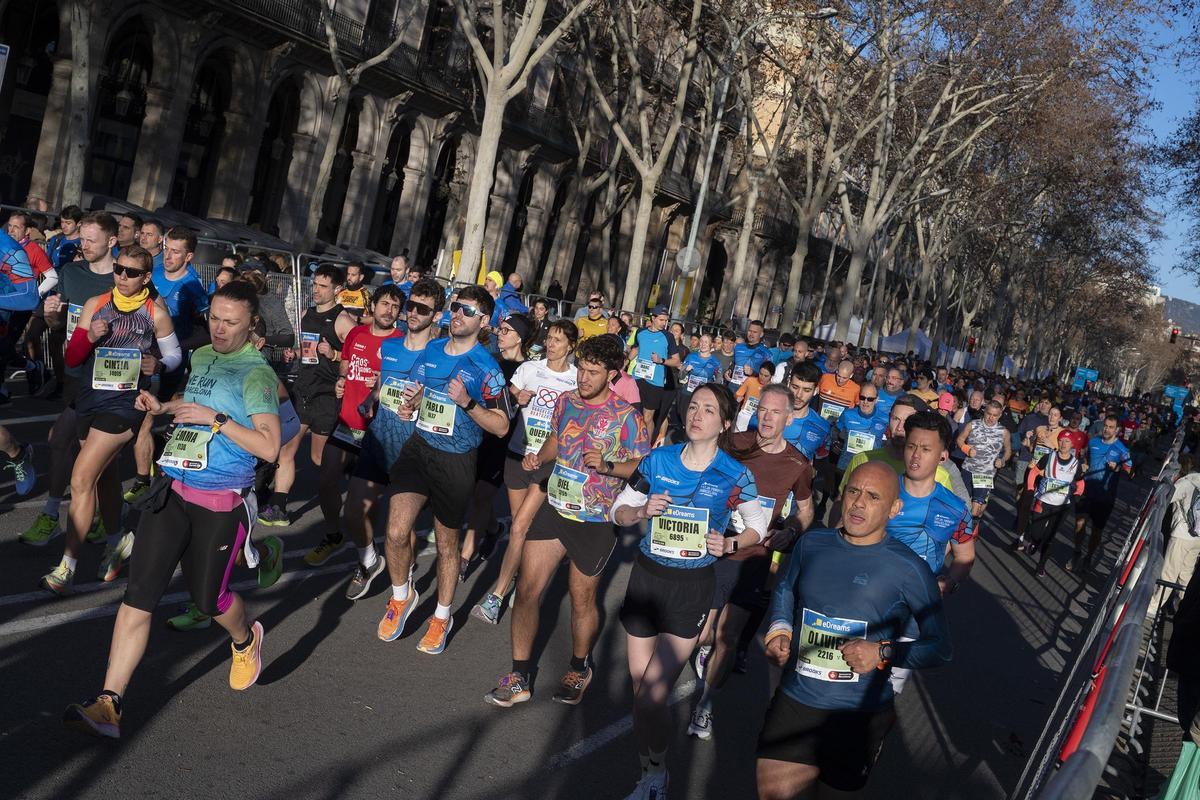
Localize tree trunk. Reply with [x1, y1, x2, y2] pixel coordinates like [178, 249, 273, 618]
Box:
[457, 91, 507, 280]
[622, 176, 659, 312]
[543, 184, 584, 292]
[834, 244, 869, 341]
[812, 231, 839, 332]
[299, 76, 352, 252]
[781, 221, 812, 333]
[721, 174, 761, 321]
[63, 1, 92, 204]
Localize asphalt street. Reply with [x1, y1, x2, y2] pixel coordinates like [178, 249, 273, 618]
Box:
[0, 382, 1155, 800]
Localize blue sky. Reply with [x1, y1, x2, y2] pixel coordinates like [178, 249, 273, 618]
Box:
[1145, 15, 1198, 304]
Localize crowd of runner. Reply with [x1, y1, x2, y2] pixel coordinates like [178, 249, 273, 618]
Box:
[0, 205, 1188, 799]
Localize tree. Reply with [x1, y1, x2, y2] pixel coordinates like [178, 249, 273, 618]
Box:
[454, 0, 598, 280]
[62, 0, 92, 206]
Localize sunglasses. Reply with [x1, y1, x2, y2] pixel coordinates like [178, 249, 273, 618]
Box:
[406, 300, 433, 316]
[588, 303, 601, 309]
[450, 301, 483, 318]
[113, 264, 149, 278]
[860, 396, 878, 402]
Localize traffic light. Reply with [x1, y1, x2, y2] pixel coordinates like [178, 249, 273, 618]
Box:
[1171, 327, 1180, 344]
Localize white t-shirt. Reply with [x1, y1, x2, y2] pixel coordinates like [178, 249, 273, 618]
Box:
[509, 358, 579, 455]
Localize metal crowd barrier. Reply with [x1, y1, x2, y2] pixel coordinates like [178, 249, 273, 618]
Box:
[1013, 430, 1184, 800]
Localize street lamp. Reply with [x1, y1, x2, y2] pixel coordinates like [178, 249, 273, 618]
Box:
[674, 7, 839, 319]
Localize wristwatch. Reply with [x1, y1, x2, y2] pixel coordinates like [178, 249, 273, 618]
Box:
[211, 413, 228, 434]
[876, 640, 894, 670]
[603, 460, 615, 475]
[463, 398, 478, 412]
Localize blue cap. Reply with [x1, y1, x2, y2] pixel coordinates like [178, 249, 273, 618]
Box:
[652, 305, 669, 316]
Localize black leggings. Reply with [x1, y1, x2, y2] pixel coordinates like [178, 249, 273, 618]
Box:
[1029, 504, 1071, 571]
[125, 487, 255, 617]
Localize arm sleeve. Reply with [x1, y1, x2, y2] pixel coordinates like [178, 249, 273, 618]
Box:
[38, 267, 59, 296]
[157, 332, 182, 372]
[610, 481, 649, 523]
[767, 538, 806, 639]
[65, 325, 95, 367]
[735, 497, 769, 542]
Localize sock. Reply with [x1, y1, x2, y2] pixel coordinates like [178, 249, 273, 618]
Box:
[647, 748, 667, 775]
[98, 690, 122, 715]
[570, 654, 588, 673]
[233, 626, 255, 650]
[61, 554, 78, 571]
[42, 496, 62, 518]
[392, 582, 409, 601]
[513, 659, 533, 679]
[268, 491, 289, 509]
[434, 602, 451, 620]
[359, 546, 378, 568]
[134, 473, 149, 485]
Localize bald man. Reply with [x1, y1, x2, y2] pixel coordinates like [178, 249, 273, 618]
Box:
[755, 461, 951, 800]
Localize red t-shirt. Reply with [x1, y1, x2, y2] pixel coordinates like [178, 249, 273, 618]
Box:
[339, 325, 403, 430]
[21, 239, 54, 280]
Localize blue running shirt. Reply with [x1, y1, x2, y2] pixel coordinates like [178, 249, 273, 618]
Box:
[681, 352, 723, 394]
[364, 335, 429, 467]
[836, 407, 890, 471]
[1084, 436, 1132, 495]
[729, 342, 770, 388]
[888, 482, 973, 574]
[413, 338, 511, 453]
[152, 266, 210, 341]
[632, 328, 673, 387]
[782, 409, 832, 461]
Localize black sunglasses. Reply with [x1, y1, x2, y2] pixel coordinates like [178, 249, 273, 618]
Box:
[588, 303, 601, 309]
[450, 301, 483, 318]
[860, 396, 878, 401]
[406, 300, 433, 316]
[113, 264, 149, 278]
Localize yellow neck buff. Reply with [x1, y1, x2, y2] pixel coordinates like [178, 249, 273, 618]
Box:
[113, 288, 150, 313]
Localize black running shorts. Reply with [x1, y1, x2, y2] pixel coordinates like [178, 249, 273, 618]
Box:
[388, 434, 476, 529]
[756, 690, 896, 791]
[619, 552, 714, 639]
[526, 502, 616, 577]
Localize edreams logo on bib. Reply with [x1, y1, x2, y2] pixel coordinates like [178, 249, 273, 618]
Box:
[810, 616, 856, 634]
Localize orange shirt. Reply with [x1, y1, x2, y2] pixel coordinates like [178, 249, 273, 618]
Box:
[736, 376, 764, 408]
[817, 373, 860, 424]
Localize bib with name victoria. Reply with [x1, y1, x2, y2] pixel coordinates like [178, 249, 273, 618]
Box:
[650, 505, 709, 560]
[92, 347, 141, 390]
[797, 608, 867, 683]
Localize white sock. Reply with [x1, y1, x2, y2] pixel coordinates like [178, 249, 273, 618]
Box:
[359, 546, 378, 568]
[392, 582, 409, 601]
[43, 497, 62, 518]
[434, 602, 452, 620]
[61, 554, 78, 571]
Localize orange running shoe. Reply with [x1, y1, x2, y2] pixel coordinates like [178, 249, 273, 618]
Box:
[416, 614, 453, 654]
[377, 590, 419, 642]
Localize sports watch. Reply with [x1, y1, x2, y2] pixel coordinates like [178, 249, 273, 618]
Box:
[211, 413, 229, 434]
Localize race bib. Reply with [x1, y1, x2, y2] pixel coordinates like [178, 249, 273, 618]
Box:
[300, 332, 320, 365]
[416, 388, 457, 435]
[379, 376, 414, 415]
[846, 431, 875, 454]
[633, 359, 656, 381]
[819, 402, 846, 422]
[331, 422, 366, 448]
[650, 505, 709, 560]
[1043, 477, 1070, 496]
[547, 463, 588, 514]
[796, 608, 867, 683]
[744, 395, 760, 413]
[729, 367, 746, 386]
[730, 496, 775, 535]
[66, 303, 82, 340]
[971, 472, 994, 490]
[686, 373, 705, 393]
[524, 415, 552, 455]
[157, 424, 213, 471]
[1033, 445, 1051, 462]
[92, 347, 141, 390]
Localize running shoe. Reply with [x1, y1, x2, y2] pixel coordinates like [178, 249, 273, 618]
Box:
[122, 479, 151, 505]
[303, 532, 344, 566]
[19, 512, 61, 546]
[687, 706, 713, 740]
[479, 517, 510, 560]
[25, 359, 45, 396]
[1036, 567, 1048, 578]
[1065, 552, 1081, 573]
[86, 513, 106, 545]
[552, 667, 593, 705]
[63, 693, 121, 739]
[471, 593, 504, 625]
[623, 771, 669, 800]
[377, 591, 420, 641]
[484, 672, 532, 707]
[7, 443, 36, 496]
[166, 603, 212, 631]
[40, 562, 74, 596]
[693, 645, 712, 680]
[1010, 537, 1025, 551]
[99, 531, 135, 582]
[733, 647, 749, 675]
[257, 504, 290, 528]
[1025, 541, 1038, 556]
[416, 615, 453, 654]
[346, 555, 386, 601]
[458, 555, 473, 584]
[229, 621, 265, 690]
[258, 535, 284, 588]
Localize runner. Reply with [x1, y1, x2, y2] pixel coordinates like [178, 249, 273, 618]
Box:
[0, 228, 38, 313]
[779, 362, 832, 463]
[734, 362, 773, 432]
[1011, 404, 1066, 548]
[771, 337, 811, 384]
[876, 366, 907, 419]
[259, 264, 355, 529]
[376, 284, 512, 654]
[0, 424, 37, 496]
[628, 305, 682, 444]
[687, 384, 815, 741]
[910, 368, 939, 405]
[336, 261, 372, 321]
[1022, 433, 1085, 576]
[575, 293, 609, 340]
[41, 246, 179, 595]
[483, 333, 649, 706]
[1071, 415, 1132, 572]
[63, 280, 281, 738]
[304, 286, 405, 566]
[611, 384, 767, 800]
[21, 213, 119, 548]
[755, 461, 950, 800]
[726, 319, 771, 391]
[127, 226, 210, 504]
[834, 383, 889, 489]
[135, 219, 165, 271]
[339, 277, 443, 600]
[472, 318, 580, 624]
[956, 399, 1012, 519]
[816, 359, 861, 424]
[45, 205, 82, 269]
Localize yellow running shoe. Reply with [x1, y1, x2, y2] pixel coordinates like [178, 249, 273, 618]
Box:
[229, 621, 264, 691]
[63, 693, 121, 738]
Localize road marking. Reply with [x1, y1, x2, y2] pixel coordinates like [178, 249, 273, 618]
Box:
[547, 679, 698, 770]
[1, 413, 60, 426]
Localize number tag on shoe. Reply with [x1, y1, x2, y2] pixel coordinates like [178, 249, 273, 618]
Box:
[416, 388, 456, 435]
[92, 347, 141, 391]
[158, 424, 213, 471]
[797, 608, 866, 683]
[650, 505, 709, 560]
[548, 463, 588, 515]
